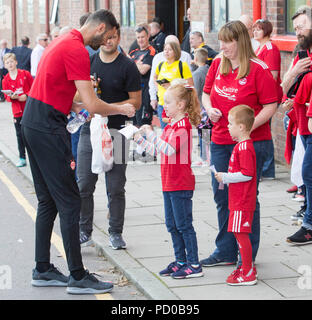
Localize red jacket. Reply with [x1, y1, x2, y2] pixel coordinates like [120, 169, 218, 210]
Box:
[2, 69, 33, 117]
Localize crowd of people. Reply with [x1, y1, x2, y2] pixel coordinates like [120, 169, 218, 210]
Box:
[1, 5, 312, 294]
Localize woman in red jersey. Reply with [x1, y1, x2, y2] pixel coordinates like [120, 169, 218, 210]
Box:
[200, 20, 278, 269]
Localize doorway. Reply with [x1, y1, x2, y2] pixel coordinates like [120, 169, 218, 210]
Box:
[155, 0, 190, 41]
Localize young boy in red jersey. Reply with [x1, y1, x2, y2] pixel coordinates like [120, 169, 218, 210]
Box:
[215, 105, 257, 286]
[2, 53, 33, 167]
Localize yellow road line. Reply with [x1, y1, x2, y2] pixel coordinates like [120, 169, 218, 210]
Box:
[0, 169, 113, 300]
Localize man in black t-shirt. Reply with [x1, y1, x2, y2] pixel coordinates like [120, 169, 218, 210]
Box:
[129, 25, 156, 126]
[77, 27, 141, 250]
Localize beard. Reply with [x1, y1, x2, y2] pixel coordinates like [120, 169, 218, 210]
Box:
[89, 31, 107, 51]
[298, 29, 312, 50]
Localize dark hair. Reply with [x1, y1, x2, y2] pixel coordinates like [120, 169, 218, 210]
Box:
[21, 36, 30, 46]
[152, 16, 163, 25]
[292, 5, 312, 21]
[79, 12, 91, 27]
[85, 9, 118, 30]
[135, 26, 148, 34]
[253, 19, 273, 38]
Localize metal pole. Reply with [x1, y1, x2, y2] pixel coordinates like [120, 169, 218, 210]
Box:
[45, 0, 50, 36]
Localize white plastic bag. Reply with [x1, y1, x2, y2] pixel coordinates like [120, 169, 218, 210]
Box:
[90, 114, 114, 174]
[291, 129, 304, 187]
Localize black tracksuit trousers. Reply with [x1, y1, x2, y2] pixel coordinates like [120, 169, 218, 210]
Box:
[21, 125, 84, 273]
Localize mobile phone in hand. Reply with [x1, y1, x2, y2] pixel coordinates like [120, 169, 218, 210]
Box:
[298, 50, 309, 59]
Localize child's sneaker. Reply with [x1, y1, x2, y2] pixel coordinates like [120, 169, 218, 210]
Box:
[171, 264, 203, 279]
[226, 268, 257, 286]
[159, 261, 184, 277]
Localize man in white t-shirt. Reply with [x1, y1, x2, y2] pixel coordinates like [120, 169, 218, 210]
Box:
[31, 33, 49, 77]
[149, 35, 192, 111]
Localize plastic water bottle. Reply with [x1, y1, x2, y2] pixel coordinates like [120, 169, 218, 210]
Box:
[66, 109, 89, 134]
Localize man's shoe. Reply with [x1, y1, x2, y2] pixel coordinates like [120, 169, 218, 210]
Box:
[286, 227, 312, 245]
[287, 227, 312, 245]
[80, 231, 93, 247]
[171, 264, 203, 279]
[109, 233, 126, 250]
[226, 268, 257, 286]
[16, 158, 26, 167]
[291, 207, 306, 221]
[66, 270, 113, 295]
[31, 264, 68, 287]
[200, 255, 236, 267]
[159, 261, 185, 277]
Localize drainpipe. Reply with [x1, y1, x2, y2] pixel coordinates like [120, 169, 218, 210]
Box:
[11, 0, 17, 46]
[84, 0, 89, 12]
[253, 0, 262, 21]
[45, 0, 50, 36]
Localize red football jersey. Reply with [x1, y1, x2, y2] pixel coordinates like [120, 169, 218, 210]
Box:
[228, 139, 257, 212]
[294, 72, 312, 136]
[203, 57, 277, 145]
[255, 41, 283, 104]
[28, 29, 90, 115]
[2, 69, 33, 117]
[160, 117, 195, 192]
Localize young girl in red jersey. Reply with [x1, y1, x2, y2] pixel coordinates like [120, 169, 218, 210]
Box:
[134, 79, 203, 279]
[215, 105, 257, 285]
[2, 53, 33, 167]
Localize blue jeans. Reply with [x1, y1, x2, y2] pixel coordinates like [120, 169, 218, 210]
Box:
[209, 140, 269, 262]
[261, 139, 275, 178]
[300, 135, 312, 229]
[163, 190, 199, 264]
[157, 105, 167, 129]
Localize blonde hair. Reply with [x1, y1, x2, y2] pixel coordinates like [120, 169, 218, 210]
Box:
[228, 104, 255, 132]
[3, 53, 17, 63]
[218, 20, 256, 79]
[168, 79, 201, 126]
[164, 41, 181, 61]
[194, 47, 208, 64]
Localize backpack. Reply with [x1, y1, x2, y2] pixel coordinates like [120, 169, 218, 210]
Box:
[157, 60, 184, 79]
[287, 70, 312, 98]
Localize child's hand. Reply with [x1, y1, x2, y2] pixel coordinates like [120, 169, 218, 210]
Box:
[140, 124, 153, 134]
[133, 132, 142, 142]
[10, 93, 19, 100]
[162, 117, 170, 123]
[214, 172, 224, 183]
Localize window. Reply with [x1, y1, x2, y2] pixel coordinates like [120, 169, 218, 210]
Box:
[39, 0, 46, 25]
[28, 0, 34, 23]
[94, 0, 101, 11]
[50, 0, 59, 25]
[211, 0, 242, 31]
[121, 0, 136, 27]
[18, 0, 23, 23]
[286, 0, 309, 34]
